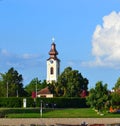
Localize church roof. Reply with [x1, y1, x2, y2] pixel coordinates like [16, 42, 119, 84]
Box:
[47, 56, 60, 61]
[49, 42, 58, 55]
[37, 87, 51, 95]
[47, 42, 60, 61]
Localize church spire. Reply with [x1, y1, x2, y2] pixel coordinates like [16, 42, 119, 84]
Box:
[49, 39, 58, 59]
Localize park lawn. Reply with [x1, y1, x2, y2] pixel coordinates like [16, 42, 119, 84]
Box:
[42, 108, 99, 118]
[1, 108, 120, 118]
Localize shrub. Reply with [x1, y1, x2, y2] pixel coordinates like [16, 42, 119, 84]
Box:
[0, 97, 88, 108]
[36, 97, 88, 108]
[0, 98, 22, 107]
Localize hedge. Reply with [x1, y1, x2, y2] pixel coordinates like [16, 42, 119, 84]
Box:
[0, 98, 22, 108]
[0, 97, 88, 108]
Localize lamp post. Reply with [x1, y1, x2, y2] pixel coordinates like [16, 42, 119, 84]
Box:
[40, 100, 43, 117]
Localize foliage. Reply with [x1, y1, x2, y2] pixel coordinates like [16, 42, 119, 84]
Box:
[86, 81, 110, 111]
[0, 97, 23, 107]
[36, 97, 88, 108]
[0, 97, 35, 108]
[114, 77, 120, 90]
[25, 78, 41, 96]
[25, 78, 47, 97]
[49, 67, 88, 97]
[0, 97, 87, 108]
[0, 67, 25, 97]
[110, 77, 120, 108]
[48, 81, 58, 95]
[111, 92, 120, 107]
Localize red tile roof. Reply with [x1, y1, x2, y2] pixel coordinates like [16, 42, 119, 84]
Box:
[37, 87, 51, 95]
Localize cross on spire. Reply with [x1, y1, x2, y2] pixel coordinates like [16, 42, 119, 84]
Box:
[52, 37, 55, 42]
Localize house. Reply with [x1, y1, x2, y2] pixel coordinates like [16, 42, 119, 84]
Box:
[37, 87, 53, 98]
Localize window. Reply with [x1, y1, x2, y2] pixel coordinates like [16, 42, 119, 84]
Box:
[50, 67, 54, 75]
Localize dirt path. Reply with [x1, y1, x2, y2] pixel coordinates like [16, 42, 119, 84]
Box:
[0, 118, 120, 126]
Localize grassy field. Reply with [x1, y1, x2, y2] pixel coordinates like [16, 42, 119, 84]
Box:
[0, 108, 120, 118]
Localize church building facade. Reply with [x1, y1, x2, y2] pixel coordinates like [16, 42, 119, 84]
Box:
[46, 39, 60, 83]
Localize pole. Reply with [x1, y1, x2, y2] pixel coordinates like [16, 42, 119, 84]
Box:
[16, 90, 18, 97]
[7, 82, 8, 98]
[36, 81, 37, 98]
[40, 100, 42, 117]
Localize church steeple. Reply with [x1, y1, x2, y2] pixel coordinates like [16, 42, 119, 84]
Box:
[49, 43, 58, 59]
[46, 38, 60, 83]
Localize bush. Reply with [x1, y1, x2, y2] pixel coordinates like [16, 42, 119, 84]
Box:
[0, 98, 22, 107]
[36, 97, 88, 108]
[0, 97, 88, 108]
[0, 97, 35, 108]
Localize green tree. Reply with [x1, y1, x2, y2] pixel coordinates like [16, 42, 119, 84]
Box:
[87, 81, 110, 112]
[111, 77, 120, 108]
[48, 81, 58, 96]
[0, 80, 6, 97]
[114, 77, 120, 90]
[25, 78, 47, 97]
[0, 67, 25, 97]
[86, 88, 96, 108]
[111, 92, 120, 107]
[56, 67, 88, 97]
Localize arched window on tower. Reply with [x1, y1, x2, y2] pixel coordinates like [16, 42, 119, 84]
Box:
[50, 67, 54, 75]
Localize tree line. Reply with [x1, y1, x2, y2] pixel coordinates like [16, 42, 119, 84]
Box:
[0, 67, 120, 112]
[0, 67, 88, 97]
[0, 67, 48, 97]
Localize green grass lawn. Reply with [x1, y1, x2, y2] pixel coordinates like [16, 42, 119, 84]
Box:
[0, 108, 120, 118]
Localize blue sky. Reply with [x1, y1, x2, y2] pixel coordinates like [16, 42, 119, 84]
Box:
[0, 0, 120, 90]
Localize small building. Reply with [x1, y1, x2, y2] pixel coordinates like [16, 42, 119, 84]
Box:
[37, 87, 53, 98]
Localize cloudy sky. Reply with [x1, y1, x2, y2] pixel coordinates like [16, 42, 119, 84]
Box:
[0, 0, 120, 89]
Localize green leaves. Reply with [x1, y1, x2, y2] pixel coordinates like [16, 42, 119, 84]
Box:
[57, 67, 88, 97]
[87, 81, 109, 111]
[25, 78, 47, 97]
[47, 67, 88, 97]
[0, 67, 25, 97]
[114, 77, 120, 90]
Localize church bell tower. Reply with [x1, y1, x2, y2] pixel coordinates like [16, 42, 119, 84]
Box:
[46, 38, 60, 83]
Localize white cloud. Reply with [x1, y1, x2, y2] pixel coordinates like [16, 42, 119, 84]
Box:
[0, 49, 46, 84]
[1, 49, 10, 56]
[83, 11, 120, 69]
[0, 49, 44, 69]
[22, 53, 40, 60]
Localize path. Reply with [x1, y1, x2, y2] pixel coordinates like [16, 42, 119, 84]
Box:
[0, 118, 120, 126]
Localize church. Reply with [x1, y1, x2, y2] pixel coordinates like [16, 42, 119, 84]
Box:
[37, 39, 60, 97]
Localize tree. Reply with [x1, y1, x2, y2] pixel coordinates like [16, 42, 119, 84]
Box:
[0, 67, 25, 97]
[25, 78, 47, 97]
[114, 77, 120, 90]
[55, 67, 88, 97]
[0, 80, 6, 97]
[111, 77, 120, 108]
[111, 91, 120, 108]
[87, 81, 110, 112]
[48, 81, 58, 96]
